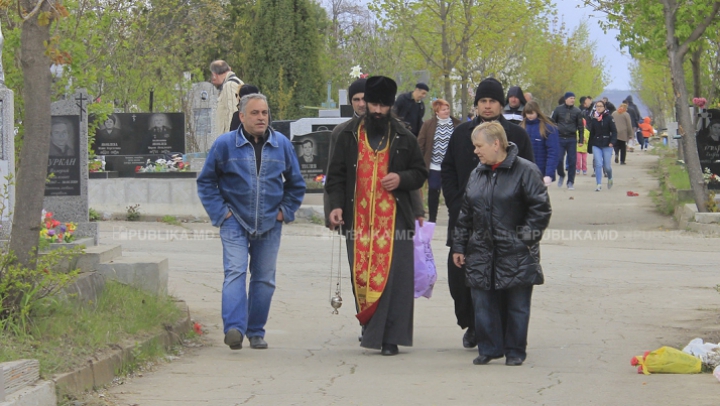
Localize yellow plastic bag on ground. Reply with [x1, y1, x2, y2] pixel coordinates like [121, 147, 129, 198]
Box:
[631, 346, 702, 375]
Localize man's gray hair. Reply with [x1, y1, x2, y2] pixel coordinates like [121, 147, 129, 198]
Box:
[209, 60, 231, 75]
[239, 93, 268, 114]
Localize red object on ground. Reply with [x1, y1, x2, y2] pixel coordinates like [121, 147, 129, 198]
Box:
[627, 191, 639, 197]
[193, 322, 203, 335]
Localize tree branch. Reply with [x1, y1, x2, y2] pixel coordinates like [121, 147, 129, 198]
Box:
[19, 0, 49, 21]
[677, 1, 720, 57]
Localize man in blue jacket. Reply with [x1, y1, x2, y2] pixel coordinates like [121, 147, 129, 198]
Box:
[197, 93, 306, 351]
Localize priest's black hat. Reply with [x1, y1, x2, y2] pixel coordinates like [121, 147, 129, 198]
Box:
[364, 76, 397, 106]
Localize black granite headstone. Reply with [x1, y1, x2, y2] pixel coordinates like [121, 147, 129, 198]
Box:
[91, 113, 185, 177]
[46, 115, 81, 196]
[292, 131, 331, 192]
[271, 120, 294, 139]
[697, 108, 720, 190]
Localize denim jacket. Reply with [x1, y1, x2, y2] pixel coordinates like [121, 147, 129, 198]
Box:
[197, 126, 306, 234]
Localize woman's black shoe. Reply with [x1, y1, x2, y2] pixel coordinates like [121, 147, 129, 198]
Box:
[473, 355, 502, 365]
[505, 357, 523, 366]
[381, 344, 398, 356]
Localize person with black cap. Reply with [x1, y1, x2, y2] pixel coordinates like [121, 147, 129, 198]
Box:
[230, 84, 261, 131]
[323, 78, 367, 227]
[441, 77, 534, 350]
[393, 82, 429, 136]
[502, 86, 527, 124]
[550, 91, 584, 190]
[326, 76, 428, 356]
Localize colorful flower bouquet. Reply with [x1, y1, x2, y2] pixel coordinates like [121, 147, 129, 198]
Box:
[40, 211, 77, 244]
[135, 154, 189, 173]
[703, 167, 720, 184]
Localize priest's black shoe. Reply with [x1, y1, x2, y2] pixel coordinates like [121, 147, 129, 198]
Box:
[472, 355, 502, 365]
[381, 344, 399, 356]
[505, 357, 523, 366]
[462, 328, 477, 348]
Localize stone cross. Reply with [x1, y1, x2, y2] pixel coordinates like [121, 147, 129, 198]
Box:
[698, 109, 713, 128]
[75, 93, 87, 122]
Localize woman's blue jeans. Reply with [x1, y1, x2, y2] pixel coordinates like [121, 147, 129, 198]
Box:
[220, 216, 282, 338]
[592, 146, 613, 185]
[471, 285, 533, 360]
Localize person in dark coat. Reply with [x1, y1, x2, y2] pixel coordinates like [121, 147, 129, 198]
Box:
[587, 100, 617, 191]
[326, 76, 428, 356]
[520, 101, 560, 184]
[452, 121, 551, 366]
[393, 83, 429, 136]
[502, 86, 527, 124]
[441, 77, 534, 349]
[230, 85, 261, 131]
[550, 92, 584, 190]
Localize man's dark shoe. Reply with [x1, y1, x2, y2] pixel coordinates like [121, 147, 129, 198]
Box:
[463, 327, 477, 348]
[249, 336, 268, 349]
[381, 344, 399, 356]
[505, 357, 524, 366]
[472, 355, 502, 365]
[462, 328, 477, 348]
[224, 328, 243, 350]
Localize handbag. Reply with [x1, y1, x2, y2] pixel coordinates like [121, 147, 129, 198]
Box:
[413, 220, 437, 299]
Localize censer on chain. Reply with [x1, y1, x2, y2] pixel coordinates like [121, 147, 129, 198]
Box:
[329, 230, 343, 314]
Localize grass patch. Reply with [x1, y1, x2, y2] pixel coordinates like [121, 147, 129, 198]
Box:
[0, 281, 183, 377]
[161, 215, 181, 226]
[652, 147, 694, 215]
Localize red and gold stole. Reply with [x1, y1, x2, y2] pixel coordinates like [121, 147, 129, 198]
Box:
[353, 123, 397, 325]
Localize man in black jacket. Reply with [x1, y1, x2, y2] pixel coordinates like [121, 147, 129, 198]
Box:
[393, 83, 428, 136]
[550, 92, 584, 190]
[441, 77, 534, 349]
[326, 76, 428, 356]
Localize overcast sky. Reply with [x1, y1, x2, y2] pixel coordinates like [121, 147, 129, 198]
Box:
[552, 0, 635, 90]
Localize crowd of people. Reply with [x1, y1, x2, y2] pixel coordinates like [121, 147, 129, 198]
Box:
[197, 60, 653, 366]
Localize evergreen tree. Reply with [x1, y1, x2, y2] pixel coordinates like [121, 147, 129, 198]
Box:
[243, 0, 324, 119]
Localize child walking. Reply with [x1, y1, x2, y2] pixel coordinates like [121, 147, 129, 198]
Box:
[576, 119, 589, 175]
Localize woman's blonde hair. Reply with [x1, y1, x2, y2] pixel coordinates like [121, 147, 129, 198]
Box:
[471, 121, 508, 149]
[432, 98, 450, 114]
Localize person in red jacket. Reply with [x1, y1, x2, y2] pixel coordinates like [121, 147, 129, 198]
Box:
[638, 117, 654, 150]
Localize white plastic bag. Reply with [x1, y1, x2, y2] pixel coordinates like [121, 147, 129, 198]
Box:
[682, 338, 720, 368]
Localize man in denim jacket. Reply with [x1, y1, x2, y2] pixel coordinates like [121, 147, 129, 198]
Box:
[198, 93, 306, 351]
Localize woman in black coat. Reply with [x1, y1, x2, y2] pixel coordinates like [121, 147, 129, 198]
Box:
[587, 100, 617, 191]
[452, 122, 551, 367]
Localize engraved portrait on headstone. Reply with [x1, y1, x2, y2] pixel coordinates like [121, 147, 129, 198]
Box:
[50, 116, 76, 157]
[46, 115, 81, 196]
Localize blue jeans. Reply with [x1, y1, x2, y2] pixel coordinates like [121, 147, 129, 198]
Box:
[471, 286, 533, 360]
[220, 216, 282, 337]
[592, 146, 613, 185]
[556, 137, 577, 184]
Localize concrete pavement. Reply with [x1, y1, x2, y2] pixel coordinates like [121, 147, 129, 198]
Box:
[102, 151, 720, 405]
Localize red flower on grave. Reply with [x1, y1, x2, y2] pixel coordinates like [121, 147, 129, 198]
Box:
[193, 322, 203, 335]
[135, 166, 142, 173]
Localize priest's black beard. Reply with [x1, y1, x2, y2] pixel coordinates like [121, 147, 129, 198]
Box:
[365, 111, 391, 138]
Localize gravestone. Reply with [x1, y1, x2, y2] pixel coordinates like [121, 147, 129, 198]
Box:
[188, 82, 217, 153]
[45, 88, 99, 244]
[0, 85, 14, 240]
[696, 108, 720, 190]
[92, 112, 185, 177]
[293, 131, 331, 191]
[289, 118, 348, 193]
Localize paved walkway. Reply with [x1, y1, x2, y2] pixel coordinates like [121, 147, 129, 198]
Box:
[103, 151, 720, 405]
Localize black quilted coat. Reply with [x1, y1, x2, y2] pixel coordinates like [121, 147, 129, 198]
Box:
[452, 143, 552, 290]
